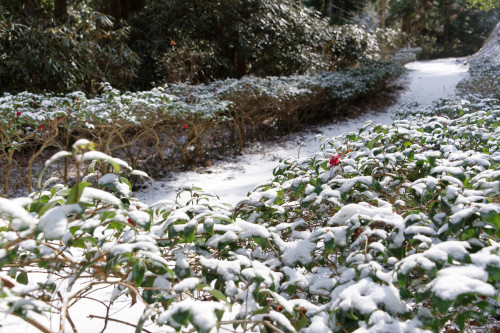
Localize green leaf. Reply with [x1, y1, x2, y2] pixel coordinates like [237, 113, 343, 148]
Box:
[346, 133, 357, 141]
[214, 309, 224, 322]
[481, 209, 500, 228]
[71, 236, 97, 249]
[397, 273, 406, 289]
[428, 156, 437, 168]
[203, 219, 214, 235]
[286, 284, 297, 295]
[168, 224, 179, 238]
[66, 182, 91, 204]
[135, 310, 150, 333]
[347, 308, 359, 320]
[476, 300, 496, 315]
[120, 177, 132, 192]
[456, 312, 467, 331]
[207, 289, 230, 306]
[432, 295, 453, 314]
[172, 309, 190, 326]
[325, 238, 334, 254]
[132, 260, 146, 286]
[37, 200, 59, 217]
[184, 222, 196, 242]
[38, 260, 50, 269]
[252, 306, 271, 315]
[295, 314, 308, 330]
[408, 150, 414, 162]
[148, 260, 174, 278]
[16, 271, 28, 285]
[486, 265, 500, 282]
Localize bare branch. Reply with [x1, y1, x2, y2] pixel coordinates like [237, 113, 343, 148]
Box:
[88, 315, 152, 333]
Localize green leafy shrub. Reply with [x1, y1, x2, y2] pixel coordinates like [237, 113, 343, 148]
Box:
[129, 0, 404, 87]
[0, 9, 140, 94]
[0, 96, 499, 332]
[457, 59, 500, 99]
[0, 62, 403, 196]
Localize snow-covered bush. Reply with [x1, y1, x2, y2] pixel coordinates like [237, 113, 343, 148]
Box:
[1, 96, 499, 332]
[457, 58, 500, 99]
[0, 62, 403, 196]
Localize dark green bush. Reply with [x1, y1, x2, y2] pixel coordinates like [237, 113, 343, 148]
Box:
[0, 8, 140, 94]
[129, 0, 403, 88]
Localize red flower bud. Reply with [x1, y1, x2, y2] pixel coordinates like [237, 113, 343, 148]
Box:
[328, 154, 340, 168]
[37, 125, 43, 131]
[16, 111, 21, 117]
[183, 124, 188, 129]
[127, 218, 136, 227]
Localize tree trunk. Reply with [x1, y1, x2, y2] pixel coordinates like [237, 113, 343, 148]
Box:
[380, 0, 387, 60]
[419, 0, 431, 36]
[402, 15, 411, 34]
[380, 0, 386, 30]
[443, 1, 452, 56]
[100, 0, 146, 21]
[327, 0, 333, 21]
[120, 0, 146, 20]
[23, 0, 42, 25]
[99, 0, 122, 21]
[54, 0, 67, 21]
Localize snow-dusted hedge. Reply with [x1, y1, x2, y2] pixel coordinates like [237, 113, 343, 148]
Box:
[0, 61, 402, 196]
[457, 58, 500, 99]
[1, 96, 499, 332]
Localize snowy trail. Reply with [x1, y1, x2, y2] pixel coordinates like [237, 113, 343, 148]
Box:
[0, 58, 469, 333]
[136, 58, 469, 206]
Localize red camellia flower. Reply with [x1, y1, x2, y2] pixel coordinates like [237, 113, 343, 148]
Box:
[37, 125, 43, 131]
[183, 124, 188, 129]
[329, 154, 340, 168]
[16, 111, 21, 117]
[127, 217, 136, 227]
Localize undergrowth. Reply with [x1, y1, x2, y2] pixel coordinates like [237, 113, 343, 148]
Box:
[0, 95, 499, 332]
[0, 61, 403, 197]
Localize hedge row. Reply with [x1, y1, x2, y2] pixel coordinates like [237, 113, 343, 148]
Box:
[0, 61, 403, 196]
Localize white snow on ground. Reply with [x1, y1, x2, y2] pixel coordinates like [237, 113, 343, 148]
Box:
[0, 58, 469, 333]
[136, 58, 469, 207]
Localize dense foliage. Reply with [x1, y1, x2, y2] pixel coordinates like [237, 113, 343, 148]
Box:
[0, 61, 403, 197]
[0, 94, 499, 332]
[0, 5, 140, 94]
[1, 0, 497, 94]
[387, 0, 500, 58]
[457, 59, 500, 99]
[110, 0, 403, 88]
[305, 0, 500, 59]
[0, 0, 405, 94]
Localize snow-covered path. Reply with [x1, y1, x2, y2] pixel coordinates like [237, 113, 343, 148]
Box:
[136, 58, 469, 206]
